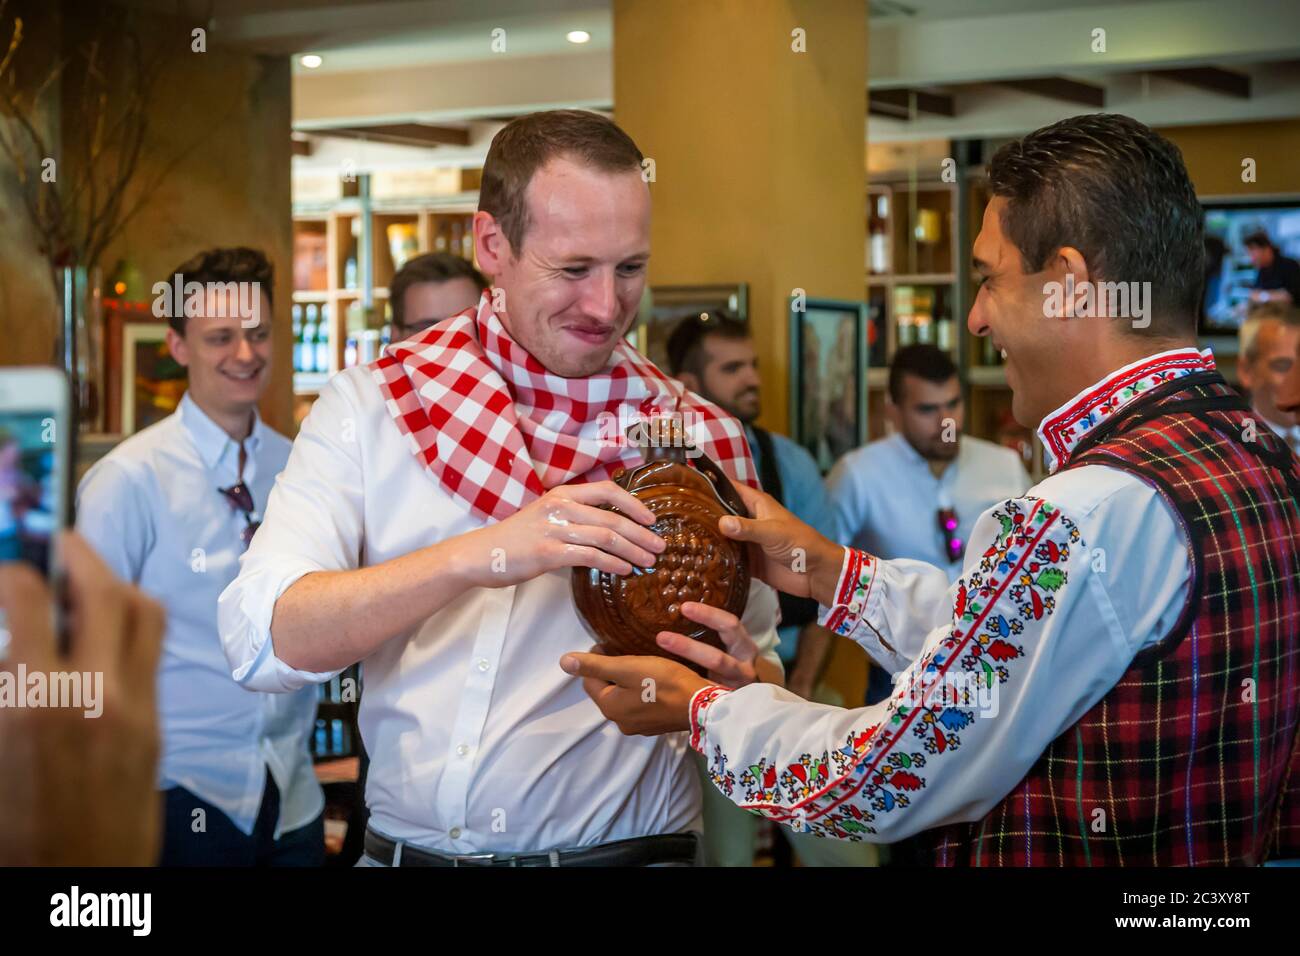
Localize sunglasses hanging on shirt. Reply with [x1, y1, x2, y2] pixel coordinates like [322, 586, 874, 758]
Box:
[937, 507, 962, 563]
[218, 480, 261, 549]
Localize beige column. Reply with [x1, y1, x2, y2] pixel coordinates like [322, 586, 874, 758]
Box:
[613, 0, 868, 437]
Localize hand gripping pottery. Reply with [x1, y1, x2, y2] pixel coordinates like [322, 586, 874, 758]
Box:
[572, 430, 751, 671]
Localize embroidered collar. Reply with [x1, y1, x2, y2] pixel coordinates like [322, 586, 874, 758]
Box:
[1037, 347, 1215, 473]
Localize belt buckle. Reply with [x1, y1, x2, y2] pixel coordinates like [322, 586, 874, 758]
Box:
[451, 851, 498, 867]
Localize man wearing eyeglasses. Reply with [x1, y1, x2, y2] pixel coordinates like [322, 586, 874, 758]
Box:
[76, 247, 324, 866]
[389, 252, 489, 340]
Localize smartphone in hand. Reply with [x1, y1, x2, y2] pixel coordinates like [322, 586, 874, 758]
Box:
[0, 367, 72, 649]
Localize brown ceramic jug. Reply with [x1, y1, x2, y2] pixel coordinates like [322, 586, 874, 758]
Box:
[572, 436, 751, 671]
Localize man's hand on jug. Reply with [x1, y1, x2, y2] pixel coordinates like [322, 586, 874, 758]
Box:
[466, 481, 665, 588]
[720, 480, 846, 607]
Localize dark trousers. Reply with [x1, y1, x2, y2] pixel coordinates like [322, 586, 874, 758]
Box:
[160, 769, 324, 867]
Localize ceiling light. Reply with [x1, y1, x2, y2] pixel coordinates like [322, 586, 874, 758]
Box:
[566, 30, 591, 44]
[300, 54, 323, 69]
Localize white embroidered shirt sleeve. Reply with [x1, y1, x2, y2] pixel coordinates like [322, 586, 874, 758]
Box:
[689, 484, 1186, 842]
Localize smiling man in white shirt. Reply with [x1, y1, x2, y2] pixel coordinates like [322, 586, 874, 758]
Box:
[219, 110, 781, 867]
[567, 114, 1300, 867]
[78, 247, 324, 866]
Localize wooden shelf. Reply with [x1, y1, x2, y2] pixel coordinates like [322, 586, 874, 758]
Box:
[891, 273, 957, 285]
[288, 174, 484, 432]
[293, 371, 329, 395]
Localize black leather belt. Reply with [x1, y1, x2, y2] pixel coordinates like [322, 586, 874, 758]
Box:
[363, 827, 698, 867]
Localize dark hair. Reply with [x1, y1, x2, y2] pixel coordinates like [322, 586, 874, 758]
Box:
[1242, 230, 1275, 251]
[987, 113, 1204, 337]
[479, 110, 644, 253]
[164, 246, 273, 335]
[390, 252, 488, 328]
[665, 310, 749, 379]
[888, 344, 959, 403]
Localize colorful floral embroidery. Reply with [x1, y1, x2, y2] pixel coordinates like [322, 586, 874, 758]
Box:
[1038, 348, 1214, 472]
[691, 497, 1082, 840]
[820, 548, 877, 638]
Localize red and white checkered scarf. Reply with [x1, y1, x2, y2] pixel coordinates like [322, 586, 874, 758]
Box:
[371, 292, 757, 523]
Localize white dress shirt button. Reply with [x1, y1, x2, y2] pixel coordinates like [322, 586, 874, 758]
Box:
[449, 826, 462, 839]
[477, 658, 491, 672]
[456, 743, 470, 757]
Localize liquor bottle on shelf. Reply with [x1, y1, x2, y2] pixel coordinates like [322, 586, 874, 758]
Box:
[981, 335, 999, 367]
[460, 218, 474, 259]
[936, 317, 953, 352]
[916, 317, 933, 345]
[344, 218, 360, 289]
[450, 221, 462, 260]
[316, 304, 332, 374]
[868, 194, 889, 275]
[291, 304, 304, 373]
[434, 219, 449, 252]
[344, 333, 358, 369]
[303, 305, 319, 374]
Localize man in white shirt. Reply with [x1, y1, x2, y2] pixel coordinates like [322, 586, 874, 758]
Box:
[220, 110, 782, 867]
[566, 113, 1300, 866]
[828, 344, 1030, 585]
[78, 247, 324, 866]
[1236, 302, 1300, 455]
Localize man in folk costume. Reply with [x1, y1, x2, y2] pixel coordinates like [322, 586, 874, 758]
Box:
[566, 113, 1300, 866]
[220, 110, 783, 867]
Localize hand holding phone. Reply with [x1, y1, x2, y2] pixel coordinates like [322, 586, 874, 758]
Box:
[0, 532, 165, 865]
[0, 367, 71, 580]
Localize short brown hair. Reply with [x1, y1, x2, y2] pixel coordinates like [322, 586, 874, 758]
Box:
[478, 110, 644, 253]
[390, 252, 488, 328]
[164, 246, 273, 335]
[666, 311, 748, 380]
[888, 344, 960, 404]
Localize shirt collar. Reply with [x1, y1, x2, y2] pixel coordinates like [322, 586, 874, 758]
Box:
[1037, 347, 1215, 473]
[1255, 407, 1300, 443]
[179, 391, 264, 471]
[890, 431, 959, 474]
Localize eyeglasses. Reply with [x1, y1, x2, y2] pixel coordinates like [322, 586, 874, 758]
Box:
[219, 480, 261, 548]
[401, 319, 437, 336]
[937, 507, 962, 563]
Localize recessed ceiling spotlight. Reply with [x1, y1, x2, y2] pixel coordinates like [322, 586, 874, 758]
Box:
[300, 54, 323, 69]
[566, 30, 591, 44]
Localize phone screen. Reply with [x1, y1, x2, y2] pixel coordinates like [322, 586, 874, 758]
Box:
[0, 410, 60, 577]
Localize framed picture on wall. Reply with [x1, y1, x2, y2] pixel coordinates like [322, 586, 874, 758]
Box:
[105, 302, 187, 435]
[630, 283, 749, 371]
[789, 296, 869, 474]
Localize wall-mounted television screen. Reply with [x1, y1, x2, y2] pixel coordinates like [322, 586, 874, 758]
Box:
[1201, 198, 1300, 335]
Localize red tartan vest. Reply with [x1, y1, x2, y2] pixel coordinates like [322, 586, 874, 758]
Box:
[929, 371, 1300, 866]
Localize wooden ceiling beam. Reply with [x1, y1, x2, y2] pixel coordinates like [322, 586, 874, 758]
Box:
[996, 76, 1105, 108]
[1148, 66, 1251, 98]
[312, 123, 471, 148]
[869, 87, 956, 118]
